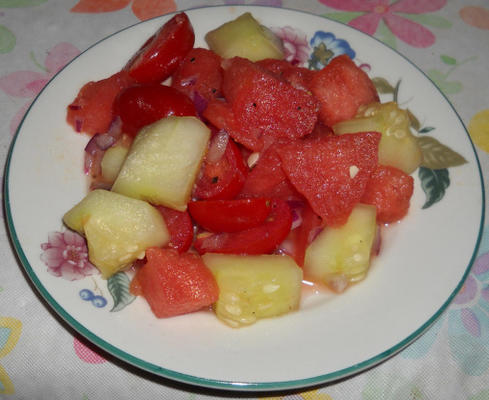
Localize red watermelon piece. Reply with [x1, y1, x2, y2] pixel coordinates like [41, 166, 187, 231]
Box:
[136, 248, 219, 318]
[171, 47, 224, 105]
[256, 58, 317, 91]
[205, 57, 319, 151]
[310, 55, 379, 127]
[278, 131, 381, 227]
[361, 165, 414, 224]
[66, 70, 134, 136]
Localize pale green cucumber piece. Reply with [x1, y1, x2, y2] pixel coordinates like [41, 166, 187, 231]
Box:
[333, 102, 422, 175]
[205, 12, 284, 62]
[111, 116, 210, 211]
[63, 189, 169, 278]
[101, 145, 129, 183]
[203, 253, 302, 328]
[304, 204, 377, 292]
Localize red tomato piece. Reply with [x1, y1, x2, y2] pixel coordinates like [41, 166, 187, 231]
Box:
[188, 198, 271, 233]
[171, 47, 224, 106]
[310, 54, 379, 127]
[66, 70, 135, 136]
[238, 144, 302, 201]
[114, 83, 197, 136]
[361, 165, 414, 224]
[192, 135, 248, 200]
[278, 131, 381, 227]
[193, 199, 293, 255]
[156, 206, 194, 253]
[136, 248, 219, 318]
[124, 12, 195, 84]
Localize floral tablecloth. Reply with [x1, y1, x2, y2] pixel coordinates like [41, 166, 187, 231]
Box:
[1, 0, 489, 399]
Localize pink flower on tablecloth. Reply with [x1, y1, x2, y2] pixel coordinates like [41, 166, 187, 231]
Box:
[70, 0, 176, 21]
[41, 230, 98, 281]
[450, 252, 489, 338]
[0, 42, 80, 135]
[319, 0, 446, 48]
[272, 26, 310, 65]
[73, 337, 106, 364]
[459, 6, 489, 30]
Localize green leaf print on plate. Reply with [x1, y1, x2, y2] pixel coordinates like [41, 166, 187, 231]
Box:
[419, 167, 450, 209]
[107, 272, 136, 312]
[417, 136, 468, 170]
[372, 77, 467, 210]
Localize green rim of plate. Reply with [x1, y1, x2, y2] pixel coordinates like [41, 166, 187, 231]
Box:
[3, 4, 486, 392]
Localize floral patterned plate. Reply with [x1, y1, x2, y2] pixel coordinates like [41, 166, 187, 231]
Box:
[3, 5, 485, 391]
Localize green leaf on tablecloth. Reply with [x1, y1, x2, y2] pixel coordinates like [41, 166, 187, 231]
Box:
[426, 69, 463, 95]
[376, 20, 397, 49]
[321, 12, 363, 24]
[448, 334, 489, 376]
[362, 370, 427, 399]
[419, 167, 450, 209]
[441, 54, 457, 65]
[417, 136, 467, 169]
[0, 0, 47, 7]
[400, 13, 452, 29]
[0, 25, 15, 54]
[469, 389, 489, 400]
[107, 272, 136, 312]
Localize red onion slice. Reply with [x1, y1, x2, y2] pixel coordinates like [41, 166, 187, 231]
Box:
[206, 130, 229, 163]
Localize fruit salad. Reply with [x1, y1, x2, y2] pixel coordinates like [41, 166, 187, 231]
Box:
[63, 11, 420, 327]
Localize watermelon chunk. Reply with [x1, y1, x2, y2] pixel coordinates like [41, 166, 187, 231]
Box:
[278, 131, 381, 227]
[310, 55, 379, 127]
[361, 165, 414, 224]
[256, 58, 316, 91]
[204, 57, 318, 151]
[136, 247, 219, 318]
[171, 47, 224, 105]
[67, 71, 134, 136]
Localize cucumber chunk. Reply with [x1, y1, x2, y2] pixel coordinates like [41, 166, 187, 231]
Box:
[304, 204, 377, 292]
[203, 253, 302, 327]
[63, 189, 169, 278]
[205, 12, 284, 62]
[111, 116, 210, 211]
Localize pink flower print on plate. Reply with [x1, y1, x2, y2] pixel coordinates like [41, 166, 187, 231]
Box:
[272, 26, 309, 65]
[41, 230, 98, 281]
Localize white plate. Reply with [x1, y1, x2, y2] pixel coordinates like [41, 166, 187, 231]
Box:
[4, 5, 485, 391]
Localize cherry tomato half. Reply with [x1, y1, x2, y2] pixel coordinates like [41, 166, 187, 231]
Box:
[114, 84, 197, 136]
[193, 199, 293, 255]
[192, 136, 248, 200]
[156, 206, 194, 253]
[124, 12, 195, 84]
[188, 198, 270, 233]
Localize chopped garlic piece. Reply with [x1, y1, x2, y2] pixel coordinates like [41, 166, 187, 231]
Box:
[349, 165, 359, 179]
[247, 152, 260, 168]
